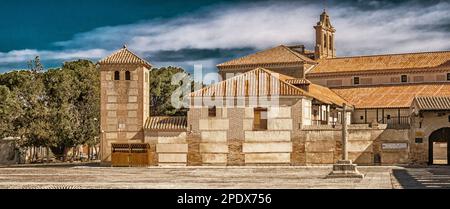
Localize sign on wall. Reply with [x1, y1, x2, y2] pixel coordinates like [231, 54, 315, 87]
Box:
[382, 143, 408, 150]
[415, 131, 425, 137]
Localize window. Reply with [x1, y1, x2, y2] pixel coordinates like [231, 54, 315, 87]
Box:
[447, 73, 450, 81]
[114, 71, 120, 80]
[208, 106, 216, 117]
[360, 116, 364, 120]
[387, 115, 391, 120]
[415, 138, 423, 144]
[324, 34, 327, 48]
[125, 71, 131, 81]
[401, 75, 408, 83]
[353, 77, 360, 85]
[448, 115, 450, 123]
[329, 36, 333, 50]
[253, 108, 268, 130]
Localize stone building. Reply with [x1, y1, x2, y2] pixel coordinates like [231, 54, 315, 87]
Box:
[99, 11, 450, 166]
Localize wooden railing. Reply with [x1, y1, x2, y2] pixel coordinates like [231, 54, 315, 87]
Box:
[379, 116, 411, 129]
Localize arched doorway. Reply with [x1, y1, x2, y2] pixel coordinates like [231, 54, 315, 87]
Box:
[428, 128, 450, 165]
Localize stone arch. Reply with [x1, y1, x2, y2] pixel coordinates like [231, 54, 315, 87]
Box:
[428, 127, 450, 165]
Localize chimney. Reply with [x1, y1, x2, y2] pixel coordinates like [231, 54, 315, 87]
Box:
[289, 45, 306, 54]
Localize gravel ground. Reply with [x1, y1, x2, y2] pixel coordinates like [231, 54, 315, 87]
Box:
[0, 165, 449, 189]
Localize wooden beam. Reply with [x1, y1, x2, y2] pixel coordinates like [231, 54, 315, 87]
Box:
[365, 109, 368, 124]
[376, 109, 379, 122]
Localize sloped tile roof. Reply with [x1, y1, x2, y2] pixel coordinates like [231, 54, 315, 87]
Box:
[285, 78, 312, 85]
[309, 51, 450, 75]
[145, 116, 187, 131]
[191, 68, 347, 106]
[98, 46, 152, 68]
[414, 96, 450, 110]
[217, 45, 317, 68]
[309, 83, 349, 106]
[332, 83, 450, 109]
[191, 68, 308, 97]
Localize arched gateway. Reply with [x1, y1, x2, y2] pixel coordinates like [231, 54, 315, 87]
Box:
[429, 128, 450, 165]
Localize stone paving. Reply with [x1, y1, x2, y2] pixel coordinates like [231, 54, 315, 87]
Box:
[0, 165, 449, 189]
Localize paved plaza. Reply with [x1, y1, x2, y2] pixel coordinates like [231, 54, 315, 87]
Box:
[0, 165, 449, 189]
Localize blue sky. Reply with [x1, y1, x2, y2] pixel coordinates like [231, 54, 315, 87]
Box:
[1, 0, 450, 73]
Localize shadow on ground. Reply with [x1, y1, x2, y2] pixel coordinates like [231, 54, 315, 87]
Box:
[393, 166, 450, 189]
[0, 161, 103, 168]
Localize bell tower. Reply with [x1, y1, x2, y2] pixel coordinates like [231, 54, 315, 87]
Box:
[314, 10, 336, 59]
[98, 45, 152, 162]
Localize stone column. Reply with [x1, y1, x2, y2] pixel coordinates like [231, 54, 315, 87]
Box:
[327, 103, 364, 179]
[342, 103, 348, 161]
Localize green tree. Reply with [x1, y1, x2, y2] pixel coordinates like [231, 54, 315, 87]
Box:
[43, 60, 100, 161]
[150, 66, 189, 116]
[64, 60, 100, 160]
[0, 85, 20, 139]
[0, 69, 50, 162]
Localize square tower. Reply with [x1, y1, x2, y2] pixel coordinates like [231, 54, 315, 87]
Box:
[314, 10, 336, 59]
[98, 46, 152, 162]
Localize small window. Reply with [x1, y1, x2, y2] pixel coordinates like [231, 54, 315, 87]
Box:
[360, 116, 364, 120]
[447, 73, 450, 81]
[329, 36, 333, 50]
[401, 75, 408, 83]
[415, 138, 423, 144]
[387, 115, 391, 120]
[353, 77, 360, 85]
[125, 71, 131, 81]
[448, 115, 450, 122]
[324, 34, 327, 48]
[253, 108, 268, 131]
[208, 106, 216, 117]
[114, 71, 120, 80]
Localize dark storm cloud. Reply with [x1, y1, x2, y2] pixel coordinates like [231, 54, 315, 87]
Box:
[147, 48, 255, 62]
[1, 0, 450, 72]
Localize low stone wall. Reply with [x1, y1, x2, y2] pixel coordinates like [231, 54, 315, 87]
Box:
[144, 126, 410, 166]
[301, 125, 410, 165]
[0, 139, 18, 165]
[146, 132, 188, 166]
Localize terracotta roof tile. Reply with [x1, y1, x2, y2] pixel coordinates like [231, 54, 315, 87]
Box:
[309, 83, 349, 107]
[191, 68, 347, 106]
[285, 78, 311, 85]
[310, 51, 450, 74]
[332, 83, 450, 109]
[98, 46, 152, 68]
[217, 45, 317, 68]
[414, 96, 450, 110]
[191, 68, 308, 97]
[145, 116, 187, 131]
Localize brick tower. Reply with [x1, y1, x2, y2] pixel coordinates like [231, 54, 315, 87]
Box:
[314, 10, 336, 59]
[98, 45, 152, 162]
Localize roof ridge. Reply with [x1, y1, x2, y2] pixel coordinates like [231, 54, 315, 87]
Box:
[191, 67, 308, 97]
[258, 68, 310, 96]
[310, 83, 352, 106]
[217, 45, 316, 67]
[324, 50, 450, 60]
[124, 47, 153, 66]
[281, 45, 317, 64]
[98, 47, 152, 67]
[98, 48, 124, 63]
